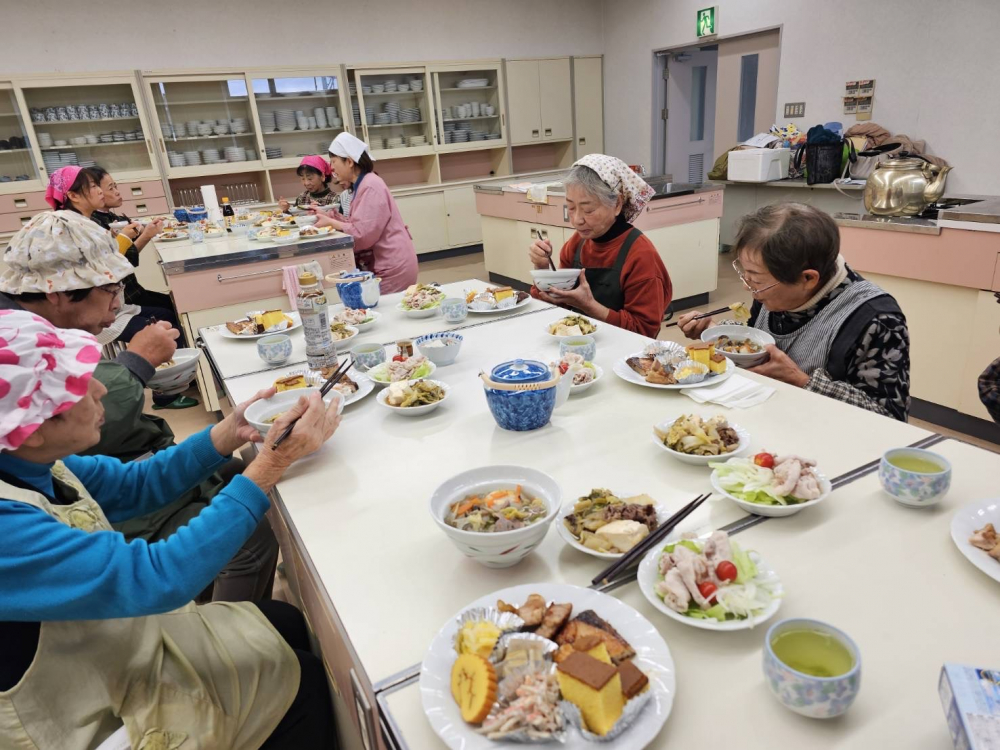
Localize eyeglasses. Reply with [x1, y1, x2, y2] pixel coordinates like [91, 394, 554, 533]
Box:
[94, 281, 125, 297]
[732, 259, 780, 296]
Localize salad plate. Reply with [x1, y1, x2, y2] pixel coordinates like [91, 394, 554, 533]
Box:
[570, 363, 603, 394]
[950, 498, 1000, 583]
[709, 458, 832, 517]
[328, 304, 381, 332]
[366, 358, 437, 387]
[651, 414, 750, 466]
[612, 355, 734, 391]
[396, 301, 441, 319]
[637, 533, 783, 632]
[399, 284, 445, 317]
[420, 582, 676, 749]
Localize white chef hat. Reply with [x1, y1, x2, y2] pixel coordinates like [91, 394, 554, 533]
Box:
[328, 133, 375, 163]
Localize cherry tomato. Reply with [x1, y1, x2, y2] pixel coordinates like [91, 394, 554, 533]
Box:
[392, 354, 405, 362]
[754, 452, 775, 469]
[558, 362, 569, 375]
[716, 560, 738, 583]
[697, 581, 718, 604]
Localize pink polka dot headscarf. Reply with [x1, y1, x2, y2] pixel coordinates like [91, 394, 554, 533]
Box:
[0, 310, 102, 451]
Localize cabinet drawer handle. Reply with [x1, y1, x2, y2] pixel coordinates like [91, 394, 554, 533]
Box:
[20, 216, 31, 226]
[216, 268, 282, 283]
[531, 129, 539, 138]
[14, 199, 27, 208]
[579, 137, 586, 145]
[645, 197, 706, 213]
[131, 187, 144, 197]
[136, 204, 148, 214]
[544, 129, 552, 137]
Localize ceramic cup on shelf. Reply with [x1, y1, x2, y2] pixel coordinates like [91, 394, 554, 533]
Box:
[257, 334, 293, 365]
[441, 297, 468, 323]
[351, 343, 386, 372]
[763, 618, 861, 719]
[559, 335, 596, 363]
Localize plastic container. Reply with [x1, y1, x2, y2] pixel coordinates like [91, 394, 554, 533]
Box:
[297, 271, 337, 370]
[728, 148, 791, 182]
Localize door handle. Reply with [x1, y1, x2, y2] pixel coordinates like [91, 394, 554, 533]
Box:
[158, 137, 166, 154]
[146, 139, 153, 157]
[645, 197, 706, 212]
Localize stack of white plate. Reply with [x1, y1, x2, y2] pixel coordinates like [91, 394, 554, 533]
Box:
[224, 146, 246, 162]
[384, 80, 398, 92]
[457, 78, 490, 88]
[260, 111, 276, 132]
[37, 132, 53, 148]
[369, 136, 384, 150]
[168, 152, 187, 167]
[264, 146, 282, 159]
[349, 83, 357, 95]
[361, 85, 372, 94]
[385, 101, 400, 117]
[470, 131, 488, 141]
[61, 152, 79, 166]
[409, 78, 424, 91]
[245, 149, 257, 161]
[231, 118, 249, 134]
[202, 148, 222, 164]
[371, 84, 385, 93]
[325, 106, 338, 121]
[407, 135, 427, 147]
[352, 103, 361, 126]
[186, 120, 201, 133]
[78, 160, 96, 168]
[42, 153, 63, 171]
[397, 84, 410, 92]
[451, 129, 470, 143]
[374, 113, 392, 125]
[197, 123, 214, 137]
[184, 150, 202, 165]
[385, 136, 404, 149]
[275, 109, 297, 132]
[70, 136, 87, 146]
[365, 106, 375, 125]
[86, 135, 98, 144]
[112, 131, 126, 142]
[213, 122, 231, 135]
[400, 107, 421, 123]
[313, 108, 328, 128]
[488, 132, 502, 140]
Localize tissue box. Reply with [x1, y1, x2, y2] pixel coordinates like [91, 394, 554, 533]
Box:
[728, 148, 791, 182]
[938, 663, 1000, 750]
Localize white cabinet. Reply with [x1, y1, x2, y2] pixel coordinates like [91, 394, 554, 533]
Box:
[959, 290, 1000, 420]
[572, 56, 604, 157]
[505, 58, 572, 146]
[443, 187, 481, 246]
[396, 191, 449, 254]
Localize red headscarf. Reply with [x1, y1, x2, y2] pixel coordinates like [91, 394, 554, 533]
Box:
[45, 166, 84, 210]
[298, 155, 332, 179]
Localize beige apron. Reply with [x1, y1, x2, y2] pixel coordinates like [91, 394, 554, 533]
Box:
[0, 463, 300, 750]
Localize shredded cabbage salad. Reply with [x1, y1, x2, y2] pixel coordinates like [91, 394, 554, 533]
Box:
[710, 456, 807, 506]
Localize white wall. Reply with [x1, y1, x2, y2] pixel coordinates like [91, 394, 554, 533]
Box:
[3, 0, 603, 72]
[603, 0, 1000, 194]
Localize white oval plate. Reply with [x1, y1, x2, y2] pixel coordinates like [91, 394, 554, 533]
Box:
[328, 305, 381, 332]
[420, 582, 675, 749]
[466, 293, 533, 315]
[376, 379, 449, 416]
[217, 312, 302, 340]
[544, 315, 599, 340]
[651, 415, 750, 465]
[556, 497, 671, 560]
[366, 359, 437, 387]
[950, 498, 1000, 583]
[710, 469, 832, 517]
[331, 325, 360, 351]
[612, 354, 734, 390]
[637, 538, 783, 631]
[299, 366, 374, 407]
[156, 232, 189, 242]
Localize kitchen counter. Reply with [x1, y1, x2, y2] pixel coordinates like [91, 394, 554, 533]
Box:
[709, 177, 866, 191]
[158, 231, 354, 275]
[475, 172, 721, 201]
[832, 212, 941, 235]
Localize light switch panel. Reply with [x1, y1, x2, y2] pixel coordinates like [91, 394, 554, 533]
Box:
[783, 102, 806, 118]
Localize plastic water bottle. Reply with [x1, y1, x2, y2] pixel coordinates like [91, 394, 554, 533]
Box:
[297, 271, 337, 370]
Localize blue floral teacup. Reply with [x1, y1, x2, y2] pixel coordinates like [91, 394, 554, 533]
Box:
[441, 297, 468, 323]
[559, 335, 596, 363]
[257, 334, 292, 365]
[878, 448, 952, 508]
[351, 343, 386, 372]
[763, 618, 861, 719]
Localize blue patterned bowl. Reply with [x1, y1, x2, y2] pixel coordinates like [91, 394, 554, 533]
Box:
[878, 448, 952, 508]
[763, 618, 861, 719]
[559, 335, 596, 363]
[484, 359, 557, 431]
[415, 332, 463, 366]
[332, 271, 381, 309]
[257, 334, 292, 365]
[351, 343, 386, 371]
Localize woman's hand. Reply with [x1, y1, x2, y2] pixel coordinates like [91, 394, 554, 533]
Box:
[677, 311, 714, 340]
[528, 238, 554, 270]
[545, 274, 609, 321]
[313, 212, 343, 230]
[121, 222, 143, 241]
[749, 345, 809, 388]
[210, 387, 277, 455]
[278, 197, 291, 212]
[135, 219, 162, 250]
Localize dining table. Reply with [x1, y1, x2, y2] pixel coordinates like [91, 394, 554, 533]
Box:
[200, 277, 1000, 750]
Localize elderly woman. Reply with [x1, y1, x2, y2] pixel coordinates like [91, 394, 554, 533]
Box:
[311, 133, 419, 292]
[528, 154, 672, 338]
[680, 203, 911, 421]
[0, 309, 340, 748]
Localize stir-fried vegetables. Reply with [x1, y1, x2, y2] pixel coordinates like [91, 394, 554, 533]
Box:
[446, 487, 548, 533]
[656, 414, 741, 456]
[385, 379, 445, 407]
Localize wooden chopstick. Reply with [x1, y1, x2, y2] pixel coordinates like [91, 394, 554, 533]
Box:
[663, 306, 731, 328]
[591, 493, 711, 587]
[271, 356, 352, 448]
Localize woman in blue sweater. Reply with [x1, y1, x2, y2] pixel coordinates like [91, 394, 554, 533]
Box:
[0, 310, 341, 749]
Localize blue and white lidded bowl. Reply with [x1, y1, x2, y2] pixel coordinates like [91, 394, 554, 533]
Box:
[483, 359, 557, 432]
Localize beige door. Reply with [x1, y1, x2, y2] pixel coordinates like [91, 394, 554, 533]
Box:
[505, 60, 542, 145]
[573, 57, 604, 157]
[538, 59, 573, 141]
[712, 29, 780, 158]
[443, 187, 482, 246]
[396, 192, 449, 254]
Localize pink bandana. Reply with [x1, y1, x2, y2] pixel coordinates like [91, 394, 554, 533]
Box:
[573, 154, 656, 223]
[299, 155, 332, 179]
[45, 166, 83, 210]
[0, 310, 101, 451]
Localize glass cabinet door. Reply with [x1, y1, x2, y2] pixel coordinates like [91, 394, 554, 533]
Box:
[252, 73, 344, 169]
[432, 66, 505, 151]
[150, 77, 261, 176]
[0, 85, 41, 191]
[350, 67, 434, 158]
[21, 80, 154, 179]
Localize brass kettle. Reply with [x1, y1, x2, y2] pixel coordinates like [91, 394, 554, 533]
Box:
[864, 154, 952, 217]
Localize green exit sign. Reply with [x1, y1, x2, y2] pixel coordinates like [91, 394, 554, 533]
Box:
[697, 6, 717, 37]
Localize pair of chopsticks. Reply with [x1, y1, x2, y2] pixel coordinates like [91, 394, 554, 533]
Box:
[591, 492, 711, 588]
[663, 306, 731, 328]
[271, 356, 353, 448]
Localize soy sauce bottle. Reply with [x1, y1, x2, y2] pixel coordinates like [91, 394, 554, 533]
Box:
[221, 197, 235, 228]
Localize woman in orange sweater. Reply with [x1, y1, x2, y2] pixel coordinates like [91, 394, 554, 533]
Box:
[528, 154, 672, 338]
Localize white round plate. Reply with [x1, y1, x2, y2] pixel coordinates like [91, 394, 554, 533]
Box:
[332, 325, 360, 351]
[467, 293, 532, 315]
[396, 301, 441, 319]
[217, 312, 302, 340]
[376, 379, 449, 416]
[545, 316, 599, 340]
[328, 305, 381, 331]
[420, 582, 675, 749]
[612, 354, 735, 390]
[556, 498, 671, 560]
[157, 232, 189, 242]
[710, 469, 832, 517]
[637, 538, 783, 631]
[300, 366, 374, 407]
[366, 359, 437, 387]
[950, 498, 1000, 583]
[569, 363, 603, 394]
[651, 415, 751, 465]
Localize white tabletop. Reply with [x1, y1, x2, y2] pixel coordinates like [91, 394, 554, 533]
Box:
[201, 280, 551, 380]
[382, 438, 1000, 749]
[222, 291, 937, 687]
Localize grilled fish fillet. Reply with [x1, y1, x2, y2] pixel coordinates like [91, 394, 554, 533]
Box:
[555, 610, 636, 664]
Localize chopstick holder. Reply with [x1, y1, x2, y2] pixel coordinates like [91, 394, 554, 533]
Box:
[591, 493, 711, 587]
[272, 356, 352, 448]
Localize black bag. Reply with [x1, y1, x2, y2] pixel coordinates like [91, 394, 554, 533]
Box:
[793, 141, 844, 184]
